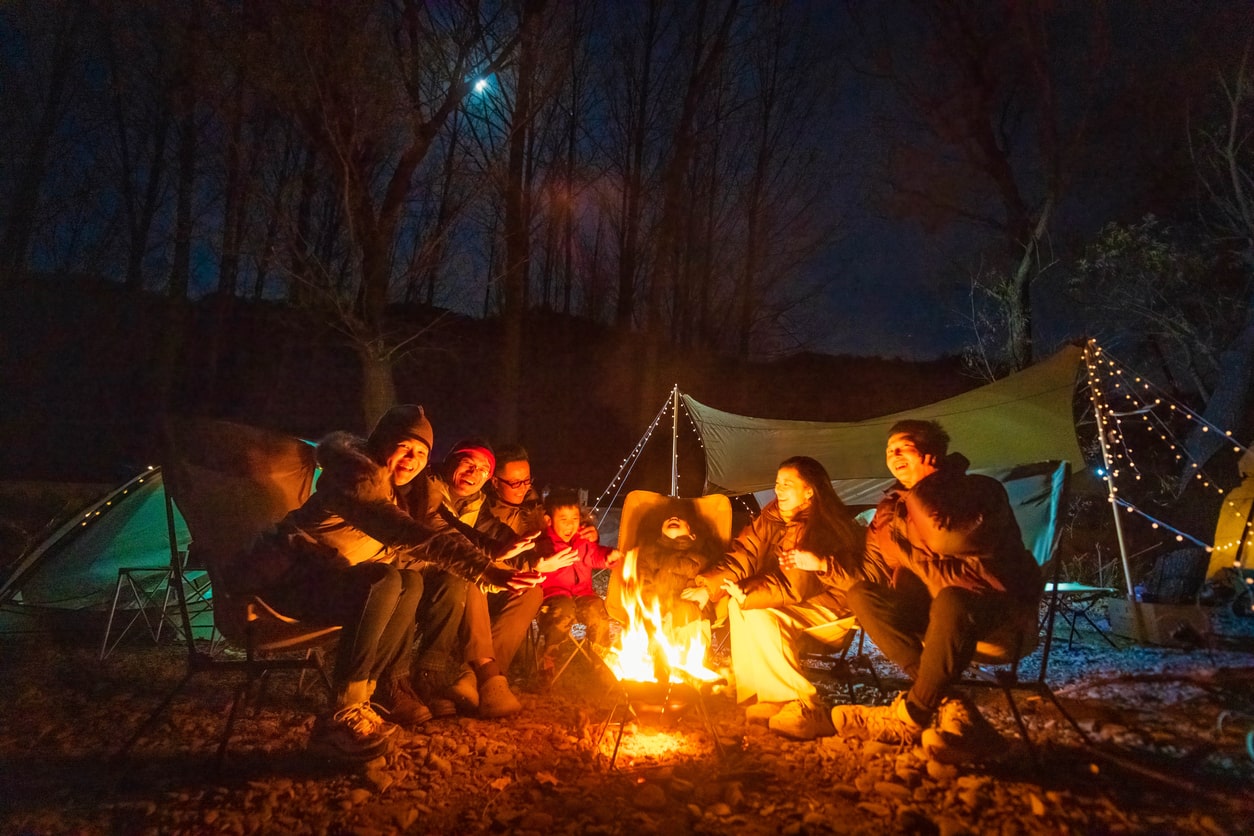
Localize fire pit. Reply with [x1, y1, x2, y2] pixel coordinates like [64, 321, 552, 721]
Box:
[619, 678, 704, 719]
[596, 674, 726, 770]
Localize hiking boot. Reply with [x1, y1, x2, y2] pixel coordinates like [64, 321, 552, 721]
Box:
[413, 669, 457, 719]
[768, 699, 835, 740]
[830, 693, 923, 744]
[375, 676, 433, 727]
[448, 669, 480, 714]
[308, 702, 396, 762]
[477, 674, 523, 718]
[921, 696, 1004, 764]
[744, 701, 787, 723]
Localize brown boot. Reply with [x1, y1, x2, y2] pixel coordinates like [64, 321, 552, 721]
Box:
[413, 669, 457, 719]
[477, 675, 523, 718]
[375, 676, 433, 727]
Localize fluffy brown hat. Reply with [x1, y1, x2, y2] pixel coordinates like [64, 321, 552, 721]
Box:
[368, 405, 434, 458]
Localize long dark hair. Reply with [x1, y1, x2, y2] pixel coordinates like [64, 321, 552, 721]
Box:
[779, 456, 862, 573]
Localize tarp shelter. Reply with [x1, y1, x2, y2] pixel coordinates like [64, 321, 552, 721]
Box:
[684, 344, 1085, 501]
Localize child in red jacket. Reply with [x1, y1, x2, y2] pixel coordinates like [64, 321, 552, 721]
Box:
[537, 489, 621, 660]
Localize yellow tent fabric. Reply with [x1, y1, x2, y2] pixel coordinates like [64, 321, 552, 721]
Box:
[1209, 452, 1254, 580]
[685, 344, 1085, 495]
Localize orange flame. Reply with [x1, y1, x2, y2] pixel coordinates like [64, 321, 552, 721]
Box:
[602, 548, 720, 684]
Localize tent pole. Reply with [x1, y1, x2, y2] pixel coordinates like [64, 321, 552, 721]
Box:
[670, 386, 679, 497]
[1086, 340, 1148, 642]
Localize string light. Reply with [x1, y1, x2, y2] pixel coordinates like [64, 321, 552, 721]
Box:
[1086, 341, 1249, 572]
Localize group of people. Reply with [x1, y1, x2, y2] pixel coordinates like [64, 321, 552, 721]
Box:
[245, 404, 1041, 765]
[684, 419, 1041, 761]
[245, 405, 617, 761]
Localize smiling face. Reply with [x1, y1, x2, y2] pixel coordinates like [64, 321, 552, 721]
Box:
[386, 439, 430, 486]
[493, 460, 533, 504]
[661, 516, 692, 540]
[774, 466, 814, 515]
[548, 504, 583, 542]
[449, 451, 492, 498]
[885, 432, 938, 489]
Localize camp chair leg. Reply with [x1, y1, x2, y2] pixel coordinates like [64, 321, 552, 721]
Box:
[115, 668, 198, 763]
[217, 678, 255, 767]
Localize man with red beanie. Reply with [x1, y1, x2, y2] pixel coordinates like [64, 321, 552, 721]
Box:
[412, 438, 569, 719]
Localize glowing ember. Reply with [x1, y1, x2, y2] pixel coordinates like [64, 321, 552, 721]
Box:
[602, 548, 720, 684]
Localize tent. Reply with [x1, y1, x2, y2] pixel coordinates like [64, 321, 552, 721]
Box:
[0, 469, 191, 620]
[684, 343, 1085, 500]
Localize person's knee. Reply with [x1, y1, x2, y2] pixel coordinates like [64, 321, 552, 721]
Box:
[846, 580, 877, 612]
[929, 587, 978, 629]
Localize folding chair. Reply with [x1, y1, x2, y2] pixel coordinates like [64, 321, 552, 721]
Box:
[1045, 581, 1121, 650]
[99, 551, 215, 660]
[800, 616, 883, 702]
[950, 461, 1096, 752]
[116, 417, 341, 767]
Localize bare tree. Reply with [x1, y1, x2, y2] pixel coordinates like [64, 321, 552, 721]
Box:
[855, 0, 1107, 372]
[244, 0, 526, 427]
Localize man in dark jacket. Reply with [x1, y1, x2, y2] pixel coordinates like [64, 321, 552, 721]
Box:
[413, 440, 573, 719]
[830, 420, 1041, 756]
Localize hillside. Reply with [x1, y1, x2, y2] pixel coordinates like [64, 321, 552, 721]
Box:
[1, 275, 973, 491]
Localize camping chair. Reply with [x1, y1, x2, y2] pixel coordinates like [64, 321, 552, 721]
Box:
[601, 490, 733, 683]
[799, 616, 883, 703]
[116, 417, 341, 767]
[949, 461, 1096, 753]
[99, 550, 215, 660]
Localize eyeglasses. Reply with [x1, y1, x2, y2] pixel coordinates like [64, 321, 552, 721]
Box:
[496, 477, 532, 489]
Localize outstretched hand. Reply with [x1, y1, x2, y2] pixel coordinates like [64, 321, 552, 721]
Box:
[720, 578, 746, 606]
[605, 548, 623, 568]
[534, 546, 578, 574]
[680, 585, 710, 609]
[504, 569, 543, 591]
[480, 564, 542, 592]
[500, 531, 540, 563]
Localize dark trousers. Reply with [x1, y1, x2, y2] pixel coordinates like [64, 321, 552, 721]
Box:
[269, 560, 424, 694]
[415, 570, 541, 680]
[846, 580, 1010, 717]
[539, 594, 612, 648]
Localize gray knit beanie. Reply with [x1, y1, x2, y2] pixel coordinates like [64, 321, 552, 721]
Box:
[368, 405, 434, 458]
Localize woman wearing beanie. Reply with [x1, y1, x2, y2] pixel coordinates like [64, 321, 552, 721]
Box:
[249, 405, 539, 762]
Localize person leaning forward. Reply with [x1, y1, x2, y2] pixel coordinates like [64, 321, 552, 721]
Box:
[243, 405, 539, 763]
[826, 419, 1042, 759]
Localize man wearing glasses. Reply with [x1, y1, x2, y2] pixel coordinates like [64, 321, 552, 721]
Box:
[413, 439, 576, 720]
[485, 444, 546, 536]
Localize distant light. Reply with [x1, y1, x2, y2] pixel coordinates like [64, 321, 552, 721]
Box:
[1095, 467, 1106, 477]
[474, 78, 489, 94]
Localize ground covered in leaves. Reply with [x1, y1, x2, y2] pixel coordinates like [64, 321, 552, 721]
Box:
[2, 608, 1253, 835]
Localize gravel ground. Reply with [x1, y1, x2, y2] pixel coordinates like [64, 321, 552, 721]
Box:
[1, 602, 1253, 835]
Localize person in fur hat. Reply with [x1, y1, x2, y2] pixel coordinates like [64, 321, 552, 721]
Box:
[818, 419, 1041, 761]
[249, 405, 539, 762]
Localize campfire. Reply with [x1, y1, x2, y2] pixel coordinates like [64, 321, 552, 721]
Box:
[594, 547, 726, 766]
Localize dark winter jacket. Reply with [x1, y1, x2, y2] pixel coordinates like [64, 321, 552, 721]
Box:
[243, 432, 493, 591]
[865, 453, 1042, 604]
[484, 486, 546, 537]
